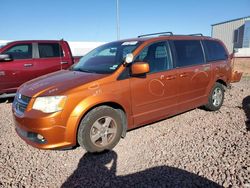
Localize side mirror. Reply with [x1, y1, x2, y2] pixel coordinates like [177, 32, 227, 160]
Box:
[0, 54, 13, 62]
[131, 62, 150, 75]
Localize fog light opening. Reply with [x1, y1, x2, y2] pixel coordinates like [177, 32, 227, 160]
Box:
[37, 134, 46, 142]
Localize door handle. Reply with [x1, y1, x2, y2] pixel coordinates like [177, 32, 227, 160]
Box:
[180, 73, 188, 78]
[166, 75, 176, 80]
[60, 61, 68, 65]
[24, 63, 33, 67]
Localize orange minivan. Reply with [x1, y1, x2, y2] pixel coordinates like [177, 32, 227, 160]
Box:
[12, 32, 242, 153]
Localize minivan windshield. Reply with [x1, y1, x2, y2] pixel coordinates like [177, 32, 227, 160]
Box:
[72, 41, 141, 74]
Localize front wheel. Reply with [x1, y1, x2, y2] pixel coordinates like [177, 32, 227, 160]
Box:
[77, 106, 123, 153]
[204, 83, 224, 111]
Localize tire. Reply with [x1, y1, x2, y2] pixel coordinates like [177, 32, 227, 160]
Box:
[77, 106, 123, 153]
[204, 82, 224, 111]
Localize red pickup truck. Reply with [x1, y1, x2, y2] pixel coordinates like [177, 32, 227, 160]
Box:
[0, 40, 80, 98]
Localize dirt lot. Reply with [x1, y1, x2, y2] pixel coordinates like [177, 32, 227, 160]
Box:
[0, 79, 249, 188]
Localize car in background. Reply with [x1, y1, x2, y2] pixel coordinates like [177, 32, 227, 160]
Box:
[12, 32, 242, 153]
[0, 40, 81, 98]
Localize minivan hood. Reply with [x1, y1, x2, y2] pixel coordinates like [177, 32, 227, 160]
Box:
[19, 70, 108, 97]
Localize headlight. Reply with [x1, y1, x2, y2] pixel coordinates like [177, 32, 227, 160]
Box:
[32, 96, 67, 113]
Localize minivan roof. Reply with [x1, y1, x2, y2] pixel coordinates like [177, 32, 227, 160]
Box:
[116, 35, 215, 43]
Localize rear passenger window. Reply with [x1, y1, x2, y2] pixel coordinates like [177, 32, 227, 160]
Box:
[5, 44, 32, 59]
[173, 40, 204, 67]
[38, 43, 63, 58]
[204, 40, 227, 61]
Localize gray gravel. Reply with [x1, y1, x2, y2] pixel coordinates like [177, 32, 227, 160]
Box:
[0, 80, 250, 188]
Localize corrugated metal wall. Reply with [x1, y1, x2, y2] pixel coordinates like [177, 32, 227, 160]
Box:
[212, 17, 249, 53]
[243, 20, 250, 48]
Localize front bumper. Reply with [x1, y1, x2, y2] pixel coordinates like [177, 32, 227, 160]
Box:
[12, 104, 77, 150]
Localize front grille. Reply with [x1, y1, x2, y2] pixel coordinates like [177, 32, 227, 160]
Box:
[19, 94, 30, 104]
[13, 93, 31, 115]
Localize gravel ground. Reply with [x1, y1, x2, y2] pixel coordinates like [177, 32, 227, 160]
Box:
[0, 79, 249, 188]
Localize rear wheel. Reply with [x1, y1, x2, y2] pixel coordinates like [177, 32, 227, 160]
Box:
[204, 82, 224, 111]
[77, 106, 123, 153]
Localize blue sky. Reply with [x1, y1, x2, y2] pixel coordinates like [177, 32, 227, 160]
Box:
[1, 0, 250, 42]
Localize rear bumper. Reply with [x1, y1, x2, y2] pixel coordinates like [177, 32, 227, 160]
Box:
[231, 71, 243, 83]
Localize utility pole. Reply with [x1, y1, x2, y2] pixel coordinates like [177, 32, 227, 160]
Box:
[116, 0, 120, 40]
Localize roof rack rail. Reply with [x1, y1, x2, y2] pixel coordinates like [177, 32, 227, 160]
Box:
[189, 33, 203, 36]
[138, 32, 173, 38]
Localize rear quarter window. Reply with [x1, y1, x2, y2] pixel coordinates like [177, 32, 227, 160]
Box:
[204, 40, 228, 62]
[173, 40, 205, 67]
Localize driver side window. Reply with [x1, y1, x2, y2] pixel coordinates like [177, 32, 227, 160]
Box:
[4, 44, 32, 60]
[135, 41, 173, 73]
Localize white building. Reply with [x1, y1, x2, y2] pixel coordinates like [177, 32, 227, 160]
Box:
[68, 41, 105, 56]
[211, 16, 250, 56]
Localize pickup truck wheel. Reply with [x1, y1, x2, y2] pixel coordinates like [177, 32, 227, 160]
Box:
[204, 83, 224, 111]
[77, 106, 123, 153]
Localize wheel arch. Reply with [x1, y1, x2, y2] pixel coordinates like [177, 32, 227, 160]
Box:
[216, 79, 227, 89]
[75, 101, 128, 145]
